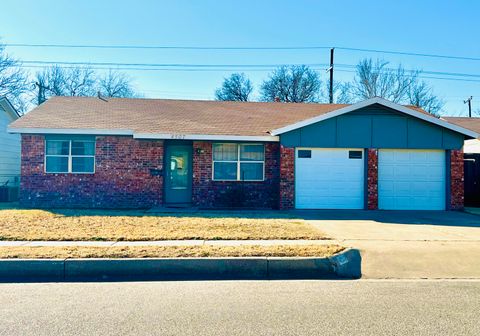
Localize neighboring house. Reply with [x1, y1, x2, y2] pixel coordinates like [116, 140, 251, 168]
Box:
[0, 97, 21, 201]
[443, 117, 480, 154]
[8, 96, 477, 210]
[443, 117, 480, 206]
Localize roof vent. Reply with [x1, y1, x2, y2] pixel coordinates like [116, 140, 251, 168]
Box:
[97, 91, 109, 102]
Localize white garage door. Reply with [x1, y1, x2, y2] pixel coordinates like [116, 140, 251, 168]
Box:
[295, 148, 364, 209]
[378, 150, 446, 210]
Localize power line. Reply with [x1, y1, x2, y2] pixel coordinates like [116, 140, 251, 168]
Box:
[5, 42, 480, 61]
[21, 60, 330, 68]
[18, 64, 480, 83]
[333, 69, 480, 83]
[336, 47, 480, 62]
[18, 60, 480, 82]
[4, 43, 331, 51]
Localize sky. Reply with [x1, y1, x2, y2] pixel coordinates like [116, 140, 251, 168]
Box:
[1, 0, 479, 116]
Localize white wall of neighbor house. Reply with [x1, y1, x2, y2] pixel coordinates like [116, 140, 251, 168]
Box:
[0, 105, 20, 186]
[463, 139, 480, 153]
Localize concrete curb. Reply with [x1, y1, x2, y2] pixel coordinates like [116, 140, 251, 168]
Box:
[0, 249, 361, 282]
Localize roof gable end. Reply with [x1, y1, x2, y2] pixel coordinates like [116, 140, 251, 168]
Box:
[270, 97, 478, 138]
[0, 97, 19, 121]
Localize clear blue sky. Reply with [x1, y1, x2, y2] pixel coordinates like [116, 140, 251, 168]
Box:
[2, 0, 479, 116]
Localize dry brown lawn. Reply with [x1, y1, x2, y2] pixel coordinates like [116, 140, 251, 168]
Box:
[0, 209, 326, 241]
[0, 244, 343, 259]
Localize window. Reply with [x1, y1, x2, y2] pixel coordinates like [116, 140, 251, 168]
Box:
[213, 143, 264, 181]
[298, 150, 312, 158]
[45, 138, 95, 173]
[348, 150, 363, 159]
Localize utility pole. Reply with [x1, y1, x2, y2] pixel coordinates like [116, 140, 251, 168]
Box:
[464, 96, 473, 117]
[328, 48, 334, 104]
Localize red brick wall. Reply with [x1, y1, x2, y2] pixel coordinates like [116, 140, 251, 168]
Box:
[20, 135, 164, 208]
[192, 141, 280, 208]
[450, 149, 464, 210]
[367, 149, 378, 210]
[279, 145, 295, 209]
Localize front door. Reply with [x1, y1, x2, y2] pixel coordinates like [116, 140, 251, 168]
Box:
[165, 144, 192, 206]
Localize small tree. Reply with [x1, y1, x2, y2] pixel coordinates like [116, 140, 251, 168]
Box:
[260, 65, 321, 103]
[215, 73, 253, 101]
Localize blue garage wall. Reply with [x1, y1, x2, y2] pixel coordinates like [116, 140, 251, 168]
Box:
[280, 104, 465, 149]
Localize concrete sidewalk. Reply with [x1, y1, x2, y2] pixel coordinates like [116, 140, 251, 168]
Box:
[308, 210, 480, 279]
[0, 239, 339, 247]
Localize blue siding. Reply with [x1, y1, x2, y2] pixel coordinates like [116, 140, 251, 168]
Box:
[280, 104, 465, 150]
[336, 115, 371, 148]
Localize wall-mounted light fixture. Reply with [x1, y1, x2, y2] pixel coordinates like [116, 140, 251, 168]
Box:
[195, 148, 205, 154]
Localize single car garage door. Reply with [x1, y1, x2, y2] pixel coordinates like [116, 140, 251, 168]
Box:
[295, 148, 364, 209]
[378, 149, 446, 210]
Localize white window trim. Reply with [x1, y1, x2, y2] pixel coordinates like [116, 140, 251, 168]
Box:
[45, 139, 96, 174]
[212, 143, 265, 182]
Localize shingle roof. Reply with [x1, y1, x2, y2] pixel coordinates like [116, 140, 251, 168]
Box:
[10, 96, 350, 136]
[443, 117, 480, 138]
[10, 96, 432, 137]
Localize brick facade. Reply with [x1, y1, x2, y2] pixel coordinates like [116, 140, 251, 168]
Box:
[367, 149, 378, 210]
[450, 149, 464, 210]
[19, 134, 465, 211]
[279, 145, 295, 209]
[192, 141, 280, 208]
[20, 135, 164, 208]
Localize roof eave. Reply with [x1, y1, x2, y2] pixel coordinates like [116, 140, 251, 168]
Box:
[0, 97, 20, 120]
[7, 127, 279, 142]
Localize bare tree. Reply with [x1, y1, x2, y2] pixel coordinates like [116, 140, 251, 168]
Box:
[0, 44, 28, 113]
[408, 81, 443, 116]
[337, 58, 444, 114]
[35, 66, 140, 104]
[215, 73, 253, 101]
[36, 65, 96, 104]
[353, 59, 417, 103]
[97, 70, 137, 98]
[260, 65, 322, 103]
[326, 80, 354, 104]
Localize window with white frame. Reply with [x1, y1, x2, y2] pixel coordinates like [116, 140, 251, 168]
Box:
[45, 138, 95, 173]
[212, 143, 265, 181]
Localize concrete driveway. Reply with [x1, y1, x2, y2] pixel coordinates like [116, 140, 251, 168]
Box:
[302, 210, 480, 279]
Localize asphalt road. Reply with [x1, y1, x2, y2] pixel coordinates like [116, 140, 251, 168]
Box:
[0, 280, 479, 336]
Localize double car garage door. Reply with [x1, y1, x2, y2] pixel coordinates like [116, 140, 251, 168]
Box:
[295, 148, 446, 210]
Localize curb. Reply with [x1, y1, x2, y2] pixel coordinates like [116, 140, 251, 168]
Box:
[0, 249, 361, 282]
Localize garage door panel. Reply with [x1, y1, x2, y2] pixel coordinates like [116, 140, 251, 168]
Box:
[295, 148, 364, 209]
[378, 149, 446, 210]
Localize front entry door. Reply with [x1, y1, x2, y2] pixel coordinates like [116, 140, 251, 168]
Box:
[165, 144, 192, 206]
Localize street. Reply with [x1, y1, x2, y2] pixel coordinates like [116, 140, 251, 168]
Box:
[0, 280, 479, 335]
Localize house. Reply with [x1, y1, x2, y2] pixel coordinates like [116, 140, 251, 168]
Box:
[0, 97, 21, 201]
[443, 117, 480, 206]
[8, 96, 477, 210]
[443, 117, 480, 154]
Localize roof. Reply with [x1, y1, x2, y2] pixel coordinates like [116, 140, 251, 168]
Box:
[8, 96, 477, 141]
[0, 96, 20, 120]
[443, 117, 480, 138]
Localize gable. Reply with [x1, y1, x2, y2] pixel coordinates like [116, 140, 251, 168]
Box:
[0, 98, 18, 122]
[280, 104, 465, 150]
